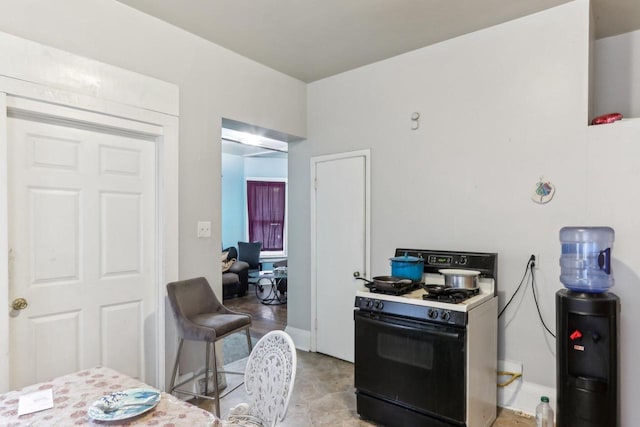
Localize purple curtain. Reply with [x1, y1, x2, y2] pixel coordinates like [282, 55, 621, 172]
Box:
[247, 181, 285, 251]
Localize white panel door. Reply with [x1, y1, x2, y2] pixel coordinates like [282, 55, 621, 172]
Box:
[315, 154, 368, 362]
[8, 112, 156, 389]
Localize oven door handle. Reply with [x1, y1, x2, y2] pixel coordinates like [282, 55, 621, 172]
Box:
[356, 312, 464, 340]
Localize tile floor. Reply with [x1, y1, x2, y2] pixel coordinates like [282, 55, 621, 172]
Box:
[216, 292, 535, 426]
[199, 349, 536, 427]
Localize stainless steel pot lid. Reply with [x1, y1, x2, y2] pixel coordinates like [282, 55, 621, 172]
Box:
[390, 255, 423, 263]
[438, 269, 481, 276]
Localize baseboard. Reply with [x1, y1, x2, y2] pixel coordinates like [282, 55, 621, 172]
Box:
[284, 326, 311, 351]
[498, 378, 556, 416]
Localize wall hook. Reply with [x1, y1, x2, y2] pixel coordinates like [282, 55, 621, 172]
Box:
[531, 176, 555, 204]
[411, 112, 420, 130]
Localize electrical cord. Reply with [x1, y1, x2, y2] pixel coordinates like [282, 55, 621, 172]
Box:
[496, 255, 555, 388]
[498, 254, 556, 338]
[498, 256, 533, 318]
[531, 266, 556, 338]
[497, 371, 523, 387]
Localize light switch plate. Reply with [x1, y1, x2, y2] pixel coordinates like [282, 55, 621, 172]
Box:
[197, 221, 211, 238]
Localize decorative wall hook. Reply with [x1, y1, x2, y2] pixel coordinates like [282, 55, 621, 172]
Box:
[531, 176, 555, 204]
[411, 112, 420, 130]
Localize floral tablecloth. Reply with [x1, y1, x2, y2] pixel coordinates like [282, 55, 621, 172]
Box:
[0, 366, 219, 426]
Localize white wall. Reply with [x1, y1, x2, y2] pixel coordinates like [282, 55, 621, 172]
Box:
[594, 29, 640, 118]
[4, 0, 637, 420]
[585, 120, 640, 426]
[0, 0, 306, 290]
[289, 0, 639, 416]
[222, 154, 246, 249]
[0, 0, 306, 386]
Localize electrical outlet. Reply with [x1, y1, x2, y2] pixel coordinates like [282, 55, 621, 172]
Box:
[197, 221, 211, 238]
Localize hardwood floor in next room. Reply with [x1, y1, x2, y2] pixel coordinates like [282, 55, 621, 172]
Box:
[223, 285, 287, 339]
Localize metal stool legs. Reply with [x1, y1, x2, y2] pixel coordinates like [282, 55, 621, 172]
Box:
[168, 327, 253, 417]
[168, 337, 184, 396]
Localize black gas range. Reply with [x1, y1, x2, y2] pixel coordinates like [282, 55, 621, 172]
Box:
[354, 249, 498, 427]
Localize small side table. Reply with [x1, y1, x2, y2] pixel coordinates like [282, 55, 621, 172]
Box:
[251, 269, 287, 305]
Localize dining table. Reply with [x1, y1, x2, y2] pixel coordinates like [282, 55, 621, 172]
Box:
[0, 366, 220, 426]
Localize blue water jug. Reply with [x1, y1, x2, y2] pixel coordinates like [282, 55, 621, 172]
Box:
[559, 226, 614, 293]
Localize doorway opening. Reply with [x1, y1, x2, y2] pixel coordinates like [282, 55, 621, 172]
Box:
[220, 118, 294, 340]
[220, 118, 289, 260]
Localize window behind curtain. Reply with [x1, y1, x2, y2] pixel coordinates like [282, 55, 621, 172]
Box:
[247, 180, 286, 251]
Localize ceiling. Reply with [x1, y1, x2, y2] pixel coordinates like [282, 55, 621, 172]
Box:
[221, 139, 287, 159]
[221, 124, 289, 158]
[117, 0, 639, 83]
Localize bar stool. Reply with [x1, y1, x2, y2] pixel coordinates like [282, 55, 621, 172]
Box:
[166, 277, 252, 417]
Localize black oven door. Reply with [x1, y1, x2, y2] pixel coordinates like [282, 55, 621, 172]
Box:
[355, 310, 466, 424]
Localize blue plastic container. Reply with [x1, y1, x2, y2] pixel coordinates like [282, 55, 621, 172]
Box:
[559, 226, 614, 293]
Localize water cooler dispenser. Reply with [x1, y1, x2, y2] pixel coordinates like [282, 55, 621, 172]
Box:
[557, 227, 620, 427]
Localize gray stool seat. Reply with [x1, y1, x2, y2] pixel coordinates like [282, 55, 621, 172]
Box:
[190, 313, 251, 336]
[167, 277, 252, 417]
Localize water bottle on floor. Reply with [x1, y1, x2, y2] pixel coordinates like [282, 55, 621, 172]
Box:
[536, 396, 554, 427]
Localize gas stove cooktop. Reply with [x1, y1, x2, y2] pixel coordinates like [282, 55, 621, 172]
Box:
[422, 286, 480, 303]
[356, 278, 494, 313]
[357, 248, 498, 313]
[366, 282, 480, 302]
[366, 282, 421, 295]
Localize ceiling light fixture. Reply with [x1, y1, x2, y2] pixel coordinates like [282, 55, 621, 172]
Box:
[221, 127, 288, 152]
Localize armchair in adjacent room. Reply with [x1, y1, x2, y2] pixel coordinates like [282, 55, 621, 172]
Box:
[222, 246, 250, 298]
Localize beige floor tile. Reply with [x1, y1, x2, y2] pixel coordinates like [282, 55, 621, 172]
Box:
[213, 285, 536, 426]
[195, 350, 534, 427]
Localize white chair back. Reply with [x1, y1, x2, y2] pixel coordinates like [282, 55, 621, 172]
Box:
[226, 330, 297, 427]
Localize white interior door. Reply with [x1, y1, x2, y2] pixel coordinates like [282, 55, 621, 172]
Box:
[8, 108, 157, 389]
[314, 152, 369, 362]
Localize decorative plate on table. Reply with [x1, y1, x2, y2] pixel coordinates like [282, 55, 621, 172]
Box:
[87, 388, 161, 421]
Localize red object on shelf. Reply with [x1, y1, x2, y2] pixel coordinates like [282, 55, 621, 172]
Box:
[591, 112, 623, 125]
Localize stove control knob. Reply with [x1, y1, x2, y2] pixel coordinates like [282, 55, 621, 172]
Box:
[366, 300, 373, 308]
[440, 311, 451, 321]
[428, 308, 438, 319]
[375, 301, 384, 310]
[458, 256, 468, 265]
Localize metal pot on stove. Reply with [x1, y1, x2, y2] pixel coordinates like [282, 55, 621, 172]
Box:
[390, 253, 424, 282]
[439, 269, 481, 289]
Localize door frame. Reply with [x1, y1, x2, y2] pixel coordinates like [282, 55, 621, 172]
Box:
[0, 32, 179, 392]
[309, 149, 370, 352]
